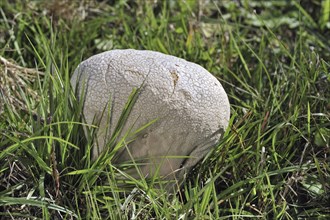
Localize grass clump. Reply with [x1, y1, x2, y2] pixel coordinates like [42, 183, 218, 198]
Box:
[0, 0, 329, 219]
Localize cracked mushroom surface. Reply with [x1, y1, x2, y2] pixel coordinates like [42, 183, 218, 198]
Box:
[71, 49, 230, 184]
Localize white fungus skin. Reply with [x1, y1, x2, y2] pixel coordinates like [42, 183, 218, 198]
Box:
[71, 49, 230, 187]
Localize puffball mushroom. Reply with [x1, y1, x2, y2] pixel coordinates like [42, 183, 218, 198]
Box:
[71, 49, 230, 185]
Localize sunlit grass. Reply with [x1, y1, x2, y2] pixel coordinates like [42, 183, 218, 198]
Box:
[0, 0, 329, 219]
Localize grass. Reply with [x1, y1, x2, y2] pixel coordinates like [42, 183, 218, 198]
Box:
[0, 0, 329, 219]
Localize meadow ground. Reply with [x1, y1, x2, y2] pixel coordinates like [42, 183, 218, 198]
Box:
[0, 1, 329, 219]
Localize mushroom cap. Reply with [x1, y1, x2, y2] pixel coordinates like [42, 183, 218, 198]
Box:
[71, 49, 230, 182]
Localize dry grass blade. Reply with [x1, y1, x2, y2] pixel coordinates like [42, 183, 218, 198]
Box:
[0, 55, 43, 114]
